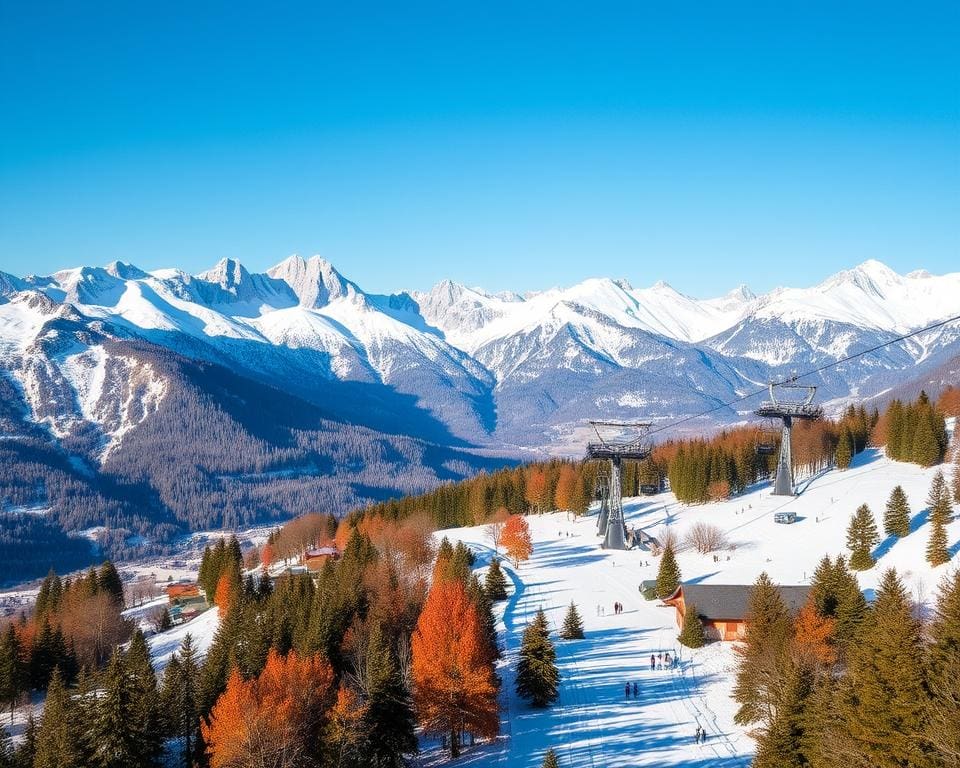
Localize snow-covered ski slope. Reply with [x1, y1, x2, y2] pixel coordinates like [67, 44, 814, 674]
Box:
[426, 436, 959, 767]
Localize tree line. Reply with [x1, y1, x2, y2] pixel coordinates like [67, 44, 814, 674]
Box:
[731, 561, 960, 768]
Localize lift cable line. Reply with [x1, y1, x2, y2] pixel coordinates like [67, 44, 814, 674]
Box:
[642, 311, 960, 441]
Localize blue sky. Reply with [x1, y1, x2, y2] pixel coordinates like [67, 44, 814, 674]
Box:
[1, 2, 958, 296]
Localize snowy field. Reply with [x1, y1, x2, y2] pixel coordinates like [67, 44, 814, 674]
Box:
[419, 439, 960, 767]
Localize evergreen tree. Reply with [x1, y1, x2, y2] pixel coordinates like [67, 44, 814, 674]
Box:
[835, 428, 853, 470]
[515, 609, 559, 707]
[925, 569, 960, 763]
[559, 602, 584, 640]
[810, 555, 866, 652]
[678, 603, 705, 649]
[953, 459, 960, 504]
[15, 716, 35, 768]
[363, 623, 418, 768]
[33, 667, 80, 768]
[0, 625, 22, 724]
[656, 542, 682, 599]
[911, 401, 944, 466]
[125, 629, 163, 766]
[97, 562, 124, 607]
[160, 634, 200, 768]
[449, 542, 474, 583]
[28, 619, 57, 691]
[926, 470, 953, 567]
[732, 573, 792, 727]
[883, 485, 911, 538]
[89, 650, 140, 768]
[0, 727, 10, 768]
[541, 747, 560, 768]
[467, 575, 501, 664]
[836, 569, 928, 766]
[484, 558, 508, 601]
[752, 659, 811, 768]
[846, 504, 879, 571]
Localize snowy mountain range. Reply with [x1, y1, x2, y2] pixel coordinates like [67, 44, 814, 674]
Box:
[1, 257, 958, 455]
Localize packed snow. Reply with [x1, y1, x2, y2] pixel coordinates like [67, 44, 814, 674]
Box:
[422, 438, 959, 767]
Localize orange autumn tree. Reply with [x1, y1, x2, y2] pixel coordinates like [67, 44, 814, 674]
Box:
[213, 572, 237, 614]
[525, 467, 549, 512]
[792, 599, 836, 667]
[412, 579, 499, 758]
[202, 648, 336, 768]
[260, 542, 274, 572]
[501, 514, 533, 568]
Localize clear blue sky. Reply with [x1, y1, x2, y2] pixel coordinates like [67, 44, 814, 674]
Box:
[1, 2, 958, 296]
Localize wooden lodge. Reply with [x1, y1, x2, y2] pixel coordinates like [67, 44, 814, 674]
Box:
[165, 582, 200, 601]
[663, 583, 810, 641]
[301, 546, 340, 572]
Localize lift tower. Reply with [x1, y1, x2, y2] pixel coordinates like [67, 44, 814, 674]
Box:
[586, 421, 652, 550]
[754, 382, 823, 496]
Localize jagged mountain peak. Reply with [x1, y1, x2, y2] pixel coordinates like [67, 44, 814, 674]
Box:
[267, 253, 359, 308]
[104, 261, 148, 280]
[196, 256, 250, 288]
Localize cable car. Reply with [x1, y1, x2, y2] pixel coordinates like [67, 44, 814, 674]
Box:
[756, 442, 777, 456]
[639, 484, 659, 495]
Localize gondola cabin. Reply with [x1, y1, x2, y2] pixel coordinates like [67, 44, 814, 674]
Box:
[639, 484, 659, 495]
[756, 443, 777, 456]
[774, 511, 797, 524]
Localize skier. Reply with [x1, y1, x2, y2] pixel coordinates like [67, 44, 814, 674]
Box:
[664, 652, 671, 667]
[650, 654, 656, 670]
[632, 681, 638, 697]
[625, 682, 631, 699]
[694, 726, 701, 744]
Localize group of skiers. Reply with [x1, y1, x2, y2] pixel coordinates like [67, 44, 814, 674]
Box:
[612, 601, 624, 614]
[623, 681, 639, 698]
[648, 651, 676, 670]
[694, 725, 708, 744]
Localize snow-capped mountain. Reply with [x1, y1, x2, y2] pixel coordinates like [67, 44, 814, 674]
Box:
[1, 257, 958, 455]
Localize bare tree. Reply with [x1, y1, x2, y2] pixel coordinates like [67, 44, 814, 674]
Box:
[484, 507, 509, 555]
[684, 521, 729, 555]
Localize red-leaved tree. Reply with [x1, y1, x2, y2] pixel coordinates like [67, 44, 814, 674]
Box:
[202, 649, 336, 768]
[412, 579, 499, 758]
[501, 515, 533, 568]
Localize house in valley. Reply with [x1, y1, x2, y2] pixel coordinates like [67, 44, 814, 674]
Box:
[301, 546, 340, 572]
[663, 583, 810, 641]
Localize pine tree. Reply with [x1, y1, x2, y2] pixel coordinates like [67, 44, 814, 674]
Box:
[835, 569, 927, 766]
[484, 558, 508, 601]
[883, 485, 911, 538]
[952, 459, 960, 504]
[926, 470, 953, 567]
[89, 650, 141, 768]
[363, 623, 418, 768]
[0, 625, 22, 725]
[810, 555, 866, 652]
[125, 629, 163, 766]
[752, 659, 811, 768]
[835, 428, 853, 470]
[678, 603, 705, 649]
[541, 747, 560, 768]
[732, 573, 793, 727]
[911, 403, 944, 466]
[560, 602, 584, 640]
[656, 542, 682, 599]
[515, 609, 559, 708]
[846, 504, 879, 571]
[161, 634, 201, 767]
[97, 561, 124, 606]
[925, 569, 960, 763]
[467, 575, 501, 664]
[33, 667, 80, 768]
